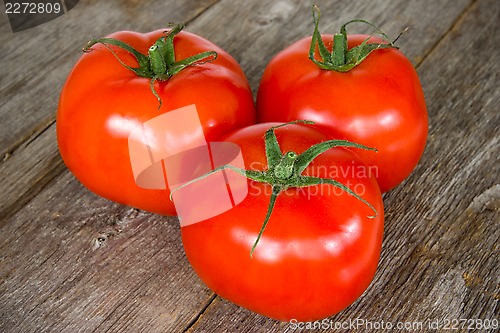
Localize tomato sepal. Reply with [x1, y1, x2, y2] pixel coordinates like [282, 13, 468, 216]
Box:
[309, 5, 401, 72]
[171, 120, 379, 256]
[82, 23, 217, 108]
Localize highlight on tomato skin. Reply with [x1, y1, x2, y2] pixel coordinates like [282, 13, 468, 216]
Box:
[179, 122, 384, 322]
[56, 25, 256, 216]
[256, 13, 428, 193]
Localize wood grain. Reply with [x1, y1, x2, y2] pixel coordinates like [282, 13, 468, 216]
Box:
[0, 172, 214, 333]
[1, 0, 498, 332]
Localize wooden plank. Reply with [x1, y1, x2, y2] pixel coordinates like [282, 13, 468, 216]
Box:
[0, 172, 213, 333]
[374, 0, 499, 324]
[0, 125, 65, 224]
[0, 0, 218, 159]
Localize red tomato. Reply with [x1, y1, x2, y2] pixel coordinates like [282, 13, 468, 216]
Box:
[257, 34, 428, 192]
[57, 27, 255, 215]
[181, 123, 384, 321]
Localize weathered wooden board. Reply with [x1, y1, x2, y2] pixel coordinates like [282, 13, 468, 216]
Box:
[0, 172, 213, 333]
[1, 0, 498, 332]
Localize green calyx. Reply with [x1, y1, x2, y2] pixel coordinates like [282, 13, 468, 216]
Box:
[83, 24, 217, 108]
[309, 5, 400, 72]
[170, 120, 379, 258]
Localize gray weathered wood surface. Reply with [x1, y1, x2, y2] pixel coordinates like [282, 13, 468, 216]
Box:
[0, 0, 498, 332]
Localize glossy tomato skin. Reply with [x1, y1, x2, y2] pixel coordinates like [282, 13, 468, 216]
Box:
[181, 123, 384, 321]
[57, 29, 256, 215]
[257, 34, 428, 192]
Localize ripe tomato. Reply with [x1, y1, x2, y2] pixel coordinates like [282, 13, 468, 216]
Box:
[257, 29, 428, 192]
[57, 26, 256, 215]
[180, 123, 384, 321]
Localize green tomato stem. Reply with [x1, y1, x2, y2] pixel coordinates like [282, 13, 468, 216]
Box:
[309, 5, 398, 72]
[148, 44, 167, 76]
[332, 33, 347, 67]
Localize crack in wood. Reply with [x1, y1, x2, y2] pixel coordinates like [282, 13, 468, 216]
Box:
[182, 294, 218, 333]
[414, 0, 479, 69]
